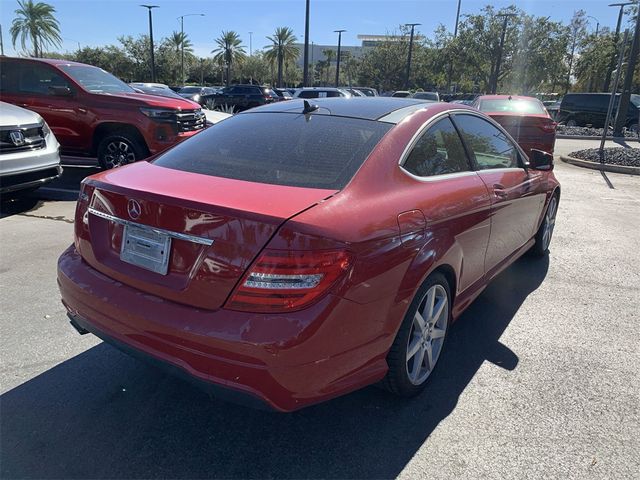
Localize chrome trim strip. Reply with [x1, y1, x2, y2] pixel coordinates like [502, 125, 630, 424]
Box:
[88, 207, 214, 246]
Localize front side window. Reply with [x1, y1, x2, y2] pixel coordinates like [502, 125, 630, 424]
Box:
[58, 65, 133, 94]
[402, 117, 471, 177]
[453, 114, 520, 170]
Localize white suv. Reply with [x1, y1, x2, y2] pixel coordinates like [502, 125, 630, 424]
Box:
[0, 101, 61, 195]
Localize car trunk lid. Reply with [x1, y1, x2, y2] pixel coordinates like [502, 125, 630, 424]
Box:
[76, 161, 337, 310]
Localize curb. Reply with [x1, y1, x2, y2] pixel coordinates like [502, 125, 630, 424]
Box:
[556, 134, 639, 142]
[560, 155, 640, 176]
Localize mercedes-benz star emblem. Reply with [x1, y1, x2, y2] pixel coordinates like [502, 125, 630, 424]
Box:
[9, 131, 25, 146]
[127, 199, 141, 220]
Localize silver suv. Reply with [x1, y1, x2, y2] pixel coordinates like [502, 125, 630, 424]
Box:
[0, 101, 61, 195]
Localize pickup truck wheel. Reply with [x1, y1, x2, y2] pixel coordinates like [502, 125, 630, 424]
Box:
[97, 134, 145, 169]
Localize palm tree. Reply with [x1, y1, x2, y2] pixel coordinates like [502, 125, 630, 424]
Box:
[167, 31, 193, 55]
[323, 49, 336, 85]
[10, 0, 62, 57]
[264, 27, 299, 87]
[212, 30, 246, 87]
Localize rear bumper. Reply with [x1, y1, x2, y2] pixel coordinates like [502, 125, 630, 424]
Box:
[57, 246, 392, 411]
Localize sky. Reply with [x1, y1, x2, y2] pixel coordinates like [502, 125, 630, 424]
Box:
[0, 0, 633, 58]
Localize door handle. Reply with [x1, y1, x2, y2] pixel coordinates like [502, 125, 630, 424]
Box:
[493, 184, 508, 198]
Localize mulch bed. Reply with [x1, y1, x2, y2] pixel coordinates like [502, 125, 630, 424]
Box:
[568, 147, 640, 168]
[557, 125, 639, 139]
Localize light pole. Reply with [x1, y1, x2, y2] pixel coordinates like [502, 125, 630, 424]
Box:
[613, 1, 640, 136]
[303, 0, 311, 86]
[446, 0, 463, 92]
[248, 31, 253, 55]
[140, 5, 159, 82]
[587, 15, 600, 36]
[404, 23, 421, 89]
[334, 29, 346, 87]
[604, 2, 633, 91]
[178, 13, 204, 86]
[491, 13, 516, 94]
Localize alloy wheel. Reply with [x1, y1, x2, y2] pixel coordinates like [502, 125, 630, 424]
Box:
[542, 196, 558, 251]
[103, 141, 136, 168]
[406, 284, 448, 385]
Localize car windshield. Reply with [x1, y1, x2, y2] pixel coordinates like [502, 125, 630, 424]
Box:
[153, 112, 392, 189]
[180, 87, 202, 94]
[479, 99, 546, 114]
[58, 65, 134, 94]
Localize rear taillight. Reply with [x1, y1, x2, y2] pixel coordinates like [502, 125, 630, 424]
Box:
[226, 249, 352, 313]
[540, 121, 557, 133]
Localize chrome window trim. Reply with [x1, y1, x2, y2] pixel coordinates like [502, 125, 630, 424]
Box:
[88, 207, 214, 246]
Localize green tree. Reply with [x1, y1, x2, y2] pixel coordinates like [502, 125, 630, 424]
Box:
[10, 0, 62, 57]
[264, 27, 299, 87]
[212, 30, 246, 86]
[358, 36, 408, 92]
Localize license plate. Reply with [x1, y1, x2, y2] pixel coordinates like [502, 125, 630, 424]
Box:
[120, 224, 172, 275]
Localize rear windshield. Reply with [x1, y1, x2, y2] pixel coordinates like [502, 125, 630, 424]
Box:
[478, 99, 546, 114]
[153, 112, 391, 189]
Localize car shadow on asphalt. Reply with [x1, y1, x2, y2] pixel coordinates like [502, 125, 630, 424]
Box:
[0, 255, 549, 479]
[0, 195, 42, 219]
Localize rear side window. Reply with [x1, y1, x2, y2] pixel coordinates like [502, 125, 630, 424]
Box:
[454, 114, 520, 169]
[154, 112, 391, 189]
[403, 117, 470, 177]
[298, 90, 319, 98]
[0, 61, 71, 95]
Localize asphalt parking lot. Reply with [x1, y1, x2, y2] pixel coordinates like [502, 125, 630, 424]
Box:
[1, 142, 638, 479]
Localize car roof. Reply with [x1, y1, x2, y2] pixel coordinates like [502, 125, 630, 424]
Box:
[241, 97, 452, 123]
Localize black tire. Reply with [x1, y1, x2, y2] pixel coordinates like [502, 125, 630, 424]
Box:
[97, 133, 147, 170]
[530, 193, 559, 257]
[382, 272, 451, 397]
[628, 122, 639, 135]
[565, 118, 577, 127]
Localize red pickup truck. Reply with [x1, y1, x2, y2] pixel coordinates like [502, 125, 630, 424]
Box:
[0, 57, 205, 168]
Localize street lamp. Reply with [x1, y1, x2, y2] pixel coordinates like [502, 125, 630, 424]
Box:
[248, 32, 253, 56]
[491, 13, 516, 94]
[334, 29, 346, 87]
[140, 5, 159, 82]
[604, 2, 634, 90]
[587, 15, 600, 36]
[303, 0, 311, 86]
[404, 23, 421, 89]
[447, 0, 463, 92]
[178, 13, 204, 86]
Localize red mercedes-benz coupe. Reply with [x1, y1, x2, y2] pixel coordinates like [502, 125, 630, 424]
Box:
[472, 95, 557, 157]
[58, 97, 560, 412]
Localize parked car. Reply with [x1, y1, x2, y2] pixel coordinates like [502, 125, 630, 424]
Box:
[272, 87, 293, 101]
[543, 100, 561, 120]
[293, 87, 352, 99]
[129, 83, 231, 126]
[450, 99, 474, 106]
[352, 87, 378, 97]
[412, 91, 440, 102]
[557, 93, 639, 132]
[0, 101, 62, 195]
[58, 97, 560, 412]
[345, 88, 366, 97]
[205, 84, 279, 111]
[472, 95, 557, 156]
[177, 86, 219, 106]
[0, 57, 206, 169]
[391, 90, 412, 98]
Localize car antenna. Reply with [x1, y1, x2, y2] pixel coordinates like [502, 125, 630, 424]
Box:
[302, 100, 319, 114]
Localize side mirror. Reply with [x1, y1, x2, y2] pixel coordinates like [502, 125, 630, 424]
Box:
[528, 149, 554, 171]
[49, 86, 73, 97]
